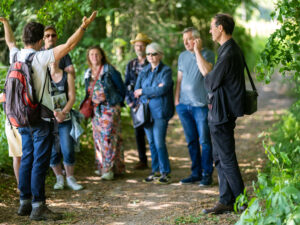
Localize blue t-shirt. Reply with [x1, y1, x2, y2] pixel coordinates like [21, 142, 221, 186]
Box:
[178, 49, 215, 106]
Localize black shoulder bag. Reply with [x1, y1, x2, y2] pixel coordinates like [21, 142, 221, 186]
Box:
[244, 59, 258, 115]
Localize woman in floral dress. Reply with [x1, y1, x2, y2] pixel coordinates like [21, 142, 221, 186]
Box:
[83, 46, 126, 180]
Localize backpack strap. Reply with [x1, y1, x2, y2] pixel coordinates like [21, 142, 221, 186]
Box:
[24, 52, 46, 103]
[25, 52, 36, 64]
[12, 52, 18, 63]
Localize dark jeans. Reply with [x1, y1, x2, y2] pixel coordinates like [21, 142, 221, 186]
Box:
[18, 121, 54, 203]
[134, 125, 147, 164]
[176, 104, 213, 178]
[209, 118, 244, 205]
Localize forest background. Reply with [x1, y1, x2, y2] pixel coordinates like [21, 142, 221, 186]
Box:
[0, 0, 299, 224]
[0, 0, 269, 170]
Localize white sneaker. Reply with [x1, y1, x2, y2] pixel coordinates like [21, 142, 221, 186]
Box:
[94, 170, 101, 175]
[101, 171, 114, 180]
[53, 175, 64, 190]
[66, 176, 83, 191]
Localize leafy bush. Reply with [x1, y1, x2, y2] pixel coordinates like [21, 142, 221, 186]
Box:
[236, 100, 300, 225]
[0, 64, 11, 173]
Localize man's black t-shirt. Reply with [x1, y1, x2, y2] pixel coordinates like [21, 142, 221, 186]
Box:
[58, 53, 72, 71]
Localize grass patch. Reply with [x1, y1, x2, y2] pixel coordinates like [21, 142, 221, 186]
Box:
[174, 214, 204, 225]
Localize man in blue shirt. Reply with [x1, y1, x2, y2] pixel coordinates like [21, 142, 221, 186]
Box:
[175, 27, 215, 186]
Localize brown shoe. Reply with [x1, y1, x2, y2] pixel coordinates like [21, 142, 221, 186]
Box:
[134, 162, 148, 170]
[202, 202, 234, 214]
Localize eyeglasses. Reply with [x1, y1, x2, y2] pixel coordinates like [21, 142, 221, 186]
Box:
[44, 34, 57, 38]
[146, 52, 159, 56]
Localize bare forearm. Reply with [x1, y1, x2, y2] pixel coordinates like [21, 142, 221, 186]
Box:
[62, 98, 75, 114]
[63, 74, 76, 113]
[53, 27, 85, 61]
[64, 65, 76, 78]
[174, 72, 182, 105]
[1, 19, 16, 49]
[195, 50, 212, 76]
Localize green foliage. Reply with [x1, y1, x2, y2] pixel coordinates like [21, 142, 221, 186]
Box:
[0, 64, 10, 172]
[0, 0, 14, 17]
[0, 0, 257, 172]
[256, 0, 300, 85]
[236, 100, 300, 225]
[0, 110, 10, 172]
[36, 0, 92, 37]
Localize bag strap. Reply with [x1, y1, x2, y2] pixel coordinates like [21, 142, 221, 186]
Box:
[25, 52, 36, 64]
[12, 52, 18, 63]
[88, 64, 103, 99]
[242, 55, 257, 92]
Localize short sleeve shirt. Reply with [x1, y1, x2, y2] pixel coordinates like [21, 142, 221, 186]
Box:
[178, 49, 215, 106]
[10, 47, 55, 110]
[59, 53, 73, 70]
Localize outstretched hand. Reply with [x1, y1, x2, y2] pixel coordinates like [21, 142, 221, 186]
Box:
[0, 17, 8, 24]
[81, 11, 97, 29]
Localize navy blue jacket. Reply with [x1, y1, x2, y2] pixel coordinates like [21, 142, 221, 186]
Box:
[84, 64, 126, 106]
[135, 62, 174, 120]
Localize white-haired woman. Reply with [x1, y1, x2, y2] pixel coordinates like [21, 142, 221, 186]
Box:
[134, 42, 174, 184]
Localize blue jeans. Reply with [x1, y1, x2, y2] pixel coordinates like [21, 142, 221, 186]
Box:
[18, 121, 54, 203]
[50, 120, 75, 167]
[144, 118, 171, 174]
[176, 104, 213, 178]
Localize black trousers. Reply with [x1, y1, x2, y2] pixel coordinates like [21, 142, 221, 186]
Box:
[134, 125, 147, 163]
[209, 118, 244, 205]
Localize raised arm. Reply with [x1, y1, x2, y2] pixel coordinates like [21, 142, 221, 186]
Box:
[0, 17, 16, 50]
[53, 11, 97, 62]
[194, 38, 213, 76]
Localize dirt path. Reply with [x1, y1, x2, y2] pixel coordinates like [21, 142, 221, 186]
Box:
[0, 74, 294, 225]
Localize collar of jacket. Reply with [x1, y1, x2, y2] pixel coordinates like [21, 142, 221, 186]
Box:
[143, 61, 164, 73]
[84, 63, 110, 79]
[217, 38, 234, 57]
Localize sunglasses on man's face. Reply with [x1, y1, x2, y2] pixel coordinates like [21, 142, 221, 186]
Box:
[146, 52, 159, 56]
[44, 34, 57, 38]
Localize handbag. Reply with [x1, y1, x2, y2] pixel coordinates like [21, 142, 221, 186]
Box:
[131, 100, 152, 128]
[79, 65, 103, 119]
[244, 59, 258, 115]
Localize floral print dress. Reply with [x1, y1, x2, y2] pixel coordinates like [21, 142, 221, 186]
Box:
[90, 74, 125, 175]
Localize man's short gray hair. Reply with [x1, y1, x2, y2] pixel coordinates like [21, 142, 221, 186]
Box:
[182, 27, 200, 38]
[146, 42, 163, 55]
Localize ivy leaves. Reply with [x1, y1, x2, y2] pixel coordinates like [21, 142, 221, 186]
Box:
[256, 0, 300, 85]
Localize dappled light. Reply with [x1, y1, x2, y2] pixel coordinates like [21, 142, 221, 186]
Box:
[0, 0, 298, 223]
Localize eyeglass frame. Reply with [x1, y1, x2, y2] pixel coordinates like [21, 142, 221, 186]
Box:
[146, 52, 159, 56]
[44, 33, 57, 38]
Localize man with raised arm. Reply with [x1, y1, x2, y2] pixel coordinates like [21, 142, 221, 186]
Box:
[43, 25, 75, 77]
[0, 11, 96, 221]
[175, 27, 215, 186]
[201, 14, 246, 214]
